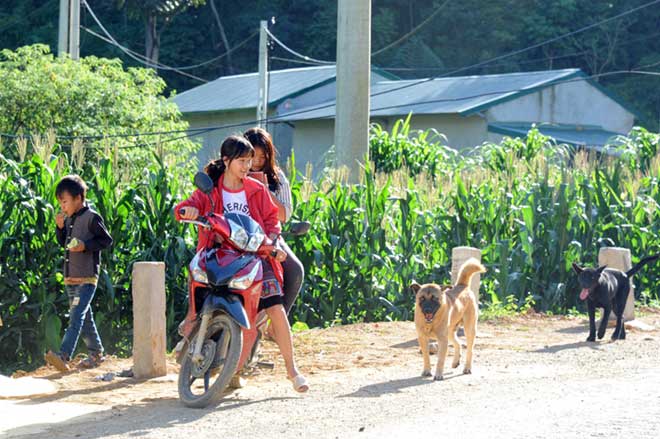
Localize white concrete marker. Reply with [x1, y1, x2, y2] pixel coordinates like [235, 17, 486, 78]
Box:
[132, 261, 167, 379]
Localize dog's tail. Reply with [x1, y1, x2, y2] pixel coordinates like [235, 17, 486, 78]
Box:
[455, 258, 487, 287]
[626, 253, 660, 278]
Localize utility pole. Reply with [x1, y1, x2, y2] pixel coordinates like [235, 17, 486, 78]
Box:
[257, 20, 269, 128]
[68, 0, 80, 60]
[334, 0, 371, 180]
[58, 0, 70, 57]
[58, 0, 80, 59]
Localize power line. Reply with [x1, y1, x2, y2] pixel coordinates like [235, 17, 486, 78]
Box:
[5, 1, 660, 142]
[2, 68, 656, 144]
[84, 25, 259, 72]
[371, 0, 451, 57]
[81, 0, 209, 83]
[380, 28, 660, 73]
[265, 28, 335, 66]
[369, 0, 660, 99]
[270, 56, 327, 66]
[263, 0, 660, 103]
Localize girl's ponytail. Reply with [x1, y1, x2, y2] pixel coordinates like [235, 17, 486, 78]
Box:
[204, 135, 254, 186]
[204, 158, 225, 186]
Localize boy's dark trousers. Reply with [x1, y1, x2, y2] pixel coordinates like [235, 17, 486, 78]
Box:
[59, 283, 103, 359]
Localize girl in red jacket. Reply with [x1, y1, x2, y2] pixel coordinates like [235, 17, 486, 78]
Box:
[176, 135, 308, 393]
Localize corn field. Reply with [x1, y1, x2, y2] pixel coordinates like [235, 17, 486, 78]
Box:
[1, 124, 659, 373]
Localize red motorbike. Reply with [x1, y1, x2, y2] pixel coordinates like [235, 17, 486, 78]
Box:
[174, 172, 308, 408]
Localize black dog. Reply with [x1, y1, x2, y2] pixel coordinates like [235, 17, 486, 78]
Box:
[572, 254, 659, 341]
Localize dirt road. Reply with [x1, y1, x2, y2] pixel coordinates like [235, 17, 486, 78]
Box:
[2, 310, 660, 439]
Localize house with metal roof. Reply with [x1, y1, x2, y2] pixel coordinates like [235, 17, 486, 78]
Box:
[171, 65, 397, 165]
[173, 66, 636, 172]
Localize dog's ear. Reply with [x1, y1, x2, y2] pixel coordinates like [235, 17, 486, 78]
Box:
[410, 282, 421, 294]
[571, 262, 583, 274]
[597, 265, 607, 273]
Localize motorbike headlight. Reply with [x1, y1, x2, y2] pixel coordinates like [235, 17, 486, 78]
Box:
[189, 252, 208, 283]
[228, 219, 249, 249]
[228, 262, 261, 290]
[245, 230, 265, 252]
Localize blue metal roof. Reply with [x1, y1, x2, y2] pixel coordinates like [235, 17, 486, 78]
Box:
[172, 66, 338, 114]
[488, 122, 625, 153]
[172, 65, 400, 115]
[273, 69, 583, 121]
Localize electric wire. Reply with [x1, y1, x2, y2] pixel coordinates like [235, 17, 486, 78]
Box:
[81, 0, 209, 83]
[371, 0, 451, 57]
[2, 68, 657, 147]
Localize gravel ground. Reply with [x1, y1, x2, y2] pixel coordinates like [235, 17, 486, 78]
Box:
[2, 310, 660, 439]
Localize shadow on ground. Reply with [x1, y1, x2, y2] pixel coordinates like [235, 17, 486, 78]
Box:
[531, 340, 603, 354]
[341, 371, 464, 398]
[6, 395, 296, 438]
[555, 324, 589, 334]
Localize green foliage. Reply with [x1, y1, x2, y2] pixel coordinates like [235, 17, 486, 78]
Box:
[369, 115, 458, 176]
[480, 294, 536, 321]
[1, 1, 658, 125]
[287, 119, 660, 329]
[2, 114, 660, 374]
[0, 44, 197, 170]
[0, 151, 194, 374]
[0, 47, 200, 374]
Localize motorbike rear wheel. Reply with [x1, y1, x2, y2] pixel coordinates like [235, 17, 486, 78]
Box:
[178, 313, 242, 408]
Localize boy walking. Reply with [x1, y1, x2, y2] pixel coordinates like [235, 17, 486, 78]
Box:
[45, 175, 113, 372]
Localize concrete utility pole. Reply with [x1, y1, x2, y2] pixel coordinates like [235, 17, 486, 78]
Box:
[58, 0, 80, 60]
[257, 20, 269, 128]
[69, 0, 80, 60]
[58, 0, 69, 57]
[334, 0, 371, 180]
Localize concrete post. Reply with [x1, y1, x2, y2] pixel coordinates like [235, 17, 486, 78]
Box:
[451, 247, 483, 302]
[68, 0, 80, 60]
[334, 0, 371, 180]
[58, 0, 69, 57]
[598, 247, 634, 321]
[132, 262, 167, 378]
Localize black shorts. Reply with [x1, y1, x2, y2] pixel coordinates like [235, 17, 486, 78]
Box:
[258, 294, 284, 311]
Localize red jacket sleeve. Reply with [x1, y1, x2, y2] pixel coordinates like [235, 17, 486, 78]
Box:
[174, 189, 214, 251]
[174, 189, 210, 221]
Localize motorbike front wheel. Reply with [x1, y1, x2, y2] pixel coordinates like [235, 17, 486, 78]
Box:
[178, 313, 242, 408]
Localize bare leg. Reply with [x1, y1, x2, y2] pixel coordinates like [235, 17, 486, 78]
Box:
[266, 304, 301, 380]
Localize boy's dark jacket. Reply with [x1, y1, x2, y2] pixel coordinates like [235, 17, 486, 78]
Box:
[55, 205, 113, 278]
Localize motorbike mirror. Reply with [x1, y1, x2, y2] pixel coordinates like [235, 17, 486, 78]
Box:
[287, 221, 311, 236]
[194, 172, 214, 194]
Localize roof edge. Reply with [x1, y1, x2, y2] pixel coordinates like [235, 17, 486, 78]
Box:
[461, 70, 583, 116]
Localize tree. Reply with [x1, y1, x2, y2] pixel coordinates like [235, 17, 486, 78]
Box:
[0, 44, 198, 168]
[117, 0, 206, 66]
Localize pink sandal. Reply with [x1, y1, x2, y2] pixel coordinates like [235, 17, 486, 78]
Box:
[288, 374, 309, 393]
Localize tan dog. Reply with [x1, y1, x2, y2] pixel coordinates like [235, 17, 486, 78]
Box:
[411, 258, 485, 380]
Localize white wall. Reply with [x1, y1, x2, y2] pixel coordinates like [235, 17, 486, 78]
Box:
[486, 80, 634, 133]
[373, 113, 488, 150]
[287, 113, 487, 176]
[185, 109, 293, 167]
[289, 119, 336, 174]
[185, 110, 255, 166]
